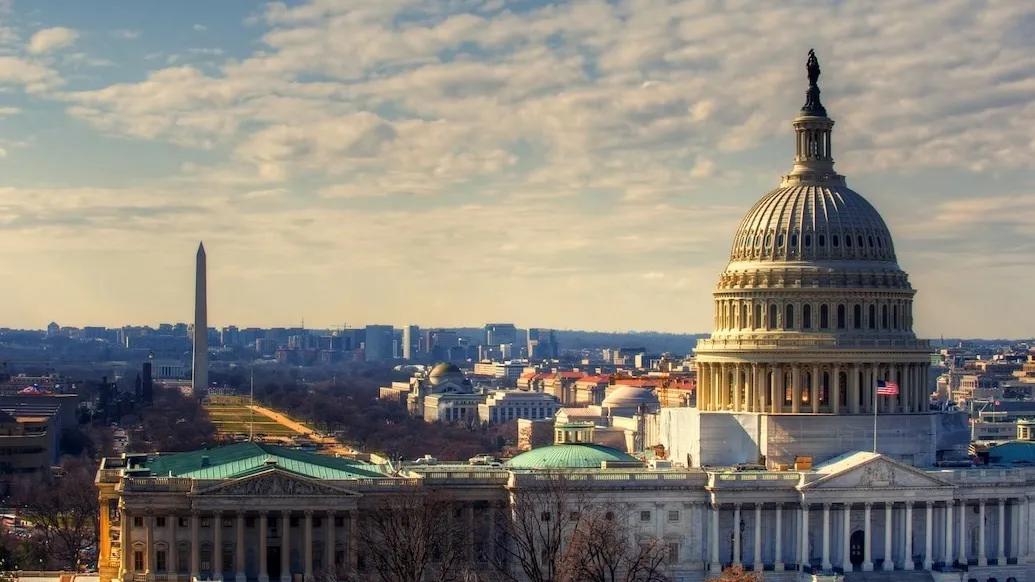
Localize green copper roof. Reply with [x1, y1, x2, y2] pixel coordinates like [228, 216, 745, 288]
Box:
[506, 443, 641, 470]
[145, 442, 387, 480]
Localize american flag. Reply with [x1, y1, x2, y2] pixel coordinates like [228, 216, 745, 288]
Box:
[876, 380, 899, 396]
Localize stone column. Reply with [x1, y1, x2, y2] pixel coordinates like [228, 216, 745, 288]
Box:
[697, 363, 708, 410]
[945, 501, 954, 566]
[325, 511, 336, 575]
[811, 365, 821, 413]
[236, 513, 247, 582]
[213, 511, 223, 581]
[791, 366, 802, 413]
[259, 513, 269, 582]
[709, 504, 720, 573]
[978, 500, 987, 566]
[888, 365, 898, 414]
[733, 364, 742, 411]
[841, 503, 851, 572]
[883, 503, 893, 571]
[801, 503, 810, 570]
[753, 504, 762, 571]
[169, 513, 178, 576]
[775, 504, 784, 571]
[904, 502, 914, 570]
[281, 511, 291, 582]
[733, 503, 742, 566]
[850, 364, 861, 414]
[863, 502, 873, 571]
[924, 502, 933, 570]
[958, 501, 967, 566]
[821, 503, 831, 571]
[832, 364, 841, 415]
[348, 511, 358, 572]
[121, 509, 133, 579]
[191, 511, 200, 580]
[144, 514, 154, 577]
[772, 365, 782, 414]
[720, 364, 730, 410]
[304, 511, 314, 582]
[997, 499, 1006, 563]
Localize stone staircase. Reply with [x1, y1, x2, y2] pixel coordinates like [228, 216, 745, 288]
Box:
[844, 571, 936, 582]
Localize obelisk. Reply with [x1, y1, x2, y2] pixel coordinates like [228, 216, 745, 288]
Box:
[192, 242, 208, 398]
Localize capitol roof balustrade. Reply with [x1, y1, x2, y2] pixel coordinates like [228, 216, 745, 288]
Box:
[707, 471, 800, 490]
[933, 466, 1035, 485]
[696, 336, 930, 351]
[508, 468, 707, 489]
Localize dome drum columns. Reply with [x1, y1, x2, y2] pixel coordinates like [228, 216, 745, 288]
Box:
[695, 360, 930, 415]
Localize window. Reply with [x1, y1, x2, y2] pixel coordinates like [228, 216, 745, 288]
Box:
[133, 516, 144, 527]
[201, 518, 210, 528]
[868, 235, 874, 247]
[868, 304, 876, 329]
[156, 517, 166, 528]
[837, 305, 845, 329]
[290, 517, 299, 527]
[222, 517, 232, 528]
[155, 550, 167, 572]
[640, 511, 651, 522]
[246, 517, 255, 528]
[777, 233, 785, 247]
[803, 304, 812, 329]
[666, 542, 679, 565]
[754, 304, 762, 329]
[790, 233, 798, 247]
[818, 234, 825, 247]
[335, 516, 345, 528]
[178, 517, 189, 528]
[881, 305, 888, 329]
[820, 304, 829, 329]
[853, 304, 862, 329]
[785, 304, 794, 329]
[768, 305, 777, 329]
[804, 234, 811, 248]
[846, 235, 852, 247]
[134, 550, 144, 571]
[667, 510, 680, 522]
[832, 234, 840, 248]
[858, 235, 864, 247]
[893, 305, 899, 329]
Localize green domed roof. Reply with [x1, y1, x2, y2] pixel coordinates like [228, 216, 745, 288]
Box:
[506, 444, 641, 470]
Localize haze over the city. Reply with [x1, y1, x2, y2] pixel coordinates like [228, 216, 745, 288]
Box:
[0, 1, 1032, 337]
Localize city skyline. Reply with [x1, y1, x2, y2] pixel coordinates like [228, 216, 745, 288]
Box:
[0, 2, 1032, 336]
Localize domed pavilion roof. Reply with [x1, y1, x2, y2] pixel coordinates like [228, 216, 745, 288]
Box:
[601, 385, 660, 410]
[506, 443, 641, 470]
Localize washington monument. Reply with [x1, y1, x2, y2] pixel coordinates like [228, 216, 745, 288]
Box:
[192, 242, 208, 397]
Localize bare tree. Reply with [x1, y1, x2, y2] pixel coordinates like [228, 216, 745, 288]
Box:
[561, 506, 669, 582]
[355, 489, 468, 582]
[490, 473, 589, 582]
[11, 457, 98, 569]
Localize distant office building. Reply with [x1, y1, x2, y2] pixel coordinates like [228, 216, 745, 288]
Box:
[424, 329, 460, 361]
[45, 321, 60, 338]
[484, 323, 517, 347]
[141, 361, 154, 404]
[402, 325, 420, 360]
[527, 328, 559, 360]
[363, 325, 395, 362]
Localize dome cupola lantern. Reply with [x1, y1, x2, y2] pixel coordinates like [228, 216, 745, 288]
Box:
[786, 49, 841, 186]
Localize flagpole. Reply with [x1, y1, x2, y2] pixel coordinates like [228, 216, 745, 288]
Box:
[872, 377, 878, 453]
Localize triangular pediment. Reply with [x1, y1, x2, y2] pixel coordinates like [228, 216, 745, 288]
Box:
[802, 453, 953, 490]
[195, 468, 359, 497]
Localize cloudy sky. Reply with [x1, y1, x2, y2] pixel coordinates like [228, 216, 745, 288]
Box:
[0, 0, 1032, 337]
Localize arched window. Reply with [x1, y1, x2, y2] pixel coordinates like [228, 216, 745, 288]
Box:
[893, 304, 899, 329]
[820, 304, 829, 329]
[857, 235, 864, 247]
[832, 235, 840, 248]
[881, 305, 888, 329]
[777, 233, 785, 247]
[785, 304, 795, 329]
[818, 234, 826, 247]
[803, 304, 812, 329]
[754, 304, 762, 329]
[853, 304, 862, 329]
[868, 304, 876, 329]
[741, 304, 747, 329]
[804, 234, 812, 248]
[837, 305, 845, 329]
[845, 235, 852, 247]
[790, 233, 798, 247]
[769, 304, 778, 329]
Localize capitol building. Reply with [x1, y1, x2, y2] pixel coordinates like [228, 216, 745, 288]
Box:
[96, 53, 1034, 582]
